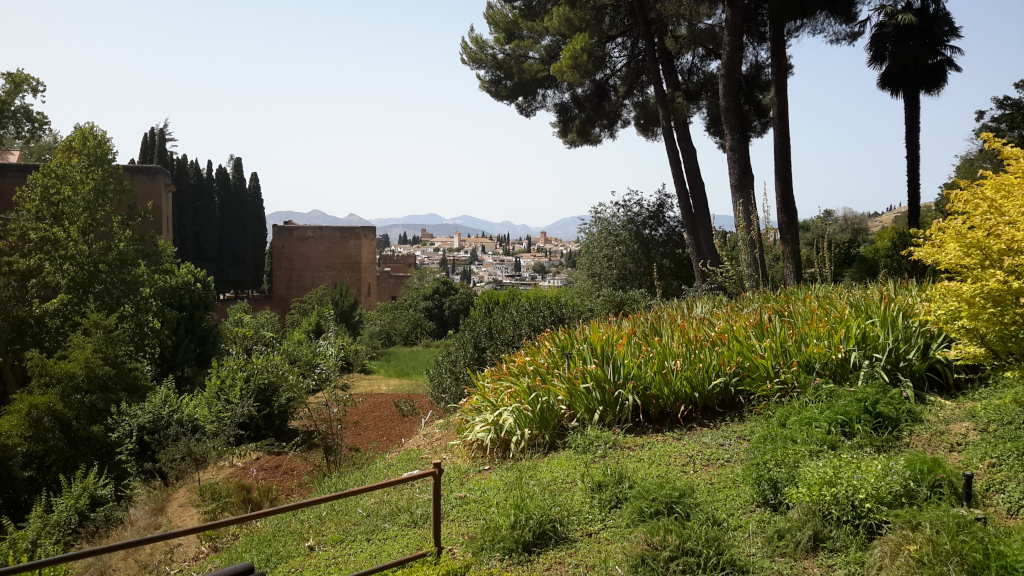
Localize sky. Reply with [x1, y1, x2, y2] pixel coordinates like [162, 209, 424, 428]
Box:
[4, 0, 1023, 227]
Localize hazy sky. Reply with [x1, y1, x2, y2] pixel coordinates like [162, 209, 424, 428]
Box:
[5, 1, 1022, 226]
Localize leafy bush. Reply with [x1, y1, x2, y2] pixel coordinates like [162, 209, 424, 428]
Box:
[785, 451, 959, 537]
[865, 506, 1024, 576]
[285, 283, 363, 339]
[911, 134, 1024, 363]
[852, 225, 928, 282]
[361, 271, 474, 353]
[471, 471, 571, 558]
[0, 316, 151, 520]
[626, 517, 748, 576]
[201, 355, 299, 443]
[0, 466, 119, 569]
[458, 283, 955, 455]
[745, 382, 922, 509]
[110, 382, 213, 482]
[427, 285, 650, 409]
[574, 186, 695, 299]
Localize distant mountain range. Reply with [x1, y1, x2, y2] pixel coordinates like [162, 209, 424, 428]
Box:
[265, 210, 750, 242]
[266, 210, 591, 241]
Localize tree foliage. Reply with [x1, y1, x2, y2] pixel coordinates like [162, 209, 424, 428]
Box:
[575, 186, 694, 298]
[460, 0, 723, 283]
[912, 135, 1024, 364]
[865, 0, 963, 228]
[0, 124, 218, 522]
[0, 69, 60, 160]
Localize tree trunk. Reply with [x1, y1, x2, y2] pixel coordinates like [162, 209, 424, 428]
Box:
[636, 8, 708, 284]
[655, 36, 722, 270]
[768, 5, 803, 286]
[719, 0, 762, 290]
[904, 89, 922, 229]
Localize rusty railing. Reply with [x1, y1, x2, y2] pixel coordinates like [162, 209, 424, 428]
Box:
[0, 460, 445, 576]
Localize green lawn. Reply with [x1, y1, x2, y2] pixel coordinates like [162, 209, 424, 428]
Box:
[368, 346, 442, 383]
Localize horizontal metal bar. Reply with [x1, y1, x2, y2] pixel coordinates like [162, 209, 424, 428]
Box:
[0, 468, 439, 576]
[348, 550, 431, 576]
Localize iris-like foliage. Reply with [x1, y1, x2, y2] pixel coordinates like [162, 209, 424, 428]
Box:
[457, 282, 956, 455]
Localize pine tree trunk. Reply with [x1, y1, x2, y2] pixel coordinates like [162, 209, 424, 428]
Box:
[769, 6, 803, 286]
[635, 7, 708, 285]
[655, 36, 722, 270]
[719, 0, 762, 290]
[904, 89, 922, 229]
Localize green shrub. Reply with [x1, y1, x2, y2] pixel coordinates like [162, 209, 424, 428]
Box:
[361, 271, 475, 353]
[361, 299, 434, 350]
[626, 517, 748, 576]
[745, 382, 922, 510]
[110, 382, 213, 481]
[865, 506, 1024, 576]
[201, 355, 299, 443]
[219, 300, 284, 359]
[0, 466, 119, 569]
[785, 451, 959, 537]
[0, 316, 152, 520]
[459, 283, 953, 455]
[471, 471, 571, 558]
[427, 285, 649, 409]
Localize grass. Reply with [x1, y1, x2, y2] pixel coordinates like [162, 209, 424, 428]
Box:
[192, 370, 1024, 576]
[368, 347, 442, 383]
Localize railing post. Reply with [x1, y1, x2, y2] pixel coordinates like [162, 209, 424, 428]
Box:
[431, 460, 444, 558]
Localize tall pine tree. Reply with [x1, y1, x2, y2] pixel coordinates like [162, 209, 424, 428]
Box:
[248, 171, 266, 292]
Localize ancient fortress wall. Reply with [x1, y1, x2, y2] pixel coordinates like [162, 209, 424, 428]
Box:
[0, 163, 174, 242]
[271, 224, 380, 310]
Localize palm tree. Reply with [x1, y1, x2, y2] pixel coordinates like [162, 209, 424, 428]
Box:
[865, 0, 963, 229]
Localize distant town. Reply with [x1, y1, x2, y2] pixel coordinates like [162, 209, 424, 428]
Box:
[381, 227, 577, 291]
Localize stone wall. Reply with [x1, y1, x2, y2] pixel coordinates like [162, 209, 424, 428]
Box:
[0, 163, 173, 242]
[271, 224, 379, 310]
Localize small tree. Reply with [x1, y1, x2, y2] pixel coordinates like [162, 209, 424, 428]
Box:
[911, 135, 1024, 363]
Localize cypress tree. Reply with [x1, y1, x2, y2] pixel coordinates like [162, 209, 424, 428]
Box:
[138, 132, 151, 165]
[191, 159, 218, 278]
[215, 164, 240, 294]
[203, 160, 220, 289]
[230, 157, 252, 293]
[154, 128, 169, 171]
[248, 171, 266, 292]
[146, 127, 157, 164]
[172, 154, 193, 263]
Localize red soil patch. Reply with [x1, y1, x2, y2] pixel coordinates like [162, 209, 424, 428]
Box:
[222, 452, 317, 500]
[344, 393, 442, 453]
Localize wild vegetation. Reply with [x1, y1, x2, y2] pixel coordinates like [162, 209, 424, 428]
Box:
[3, 6, 1024, 575]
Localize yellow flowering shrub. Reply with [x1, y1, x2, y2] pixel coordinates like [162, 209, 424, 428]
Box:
[912, 134, 1024, 363]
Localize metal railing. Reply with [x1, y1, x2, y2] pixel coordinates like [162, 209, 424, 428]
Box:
[0, 460, 445, 576]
